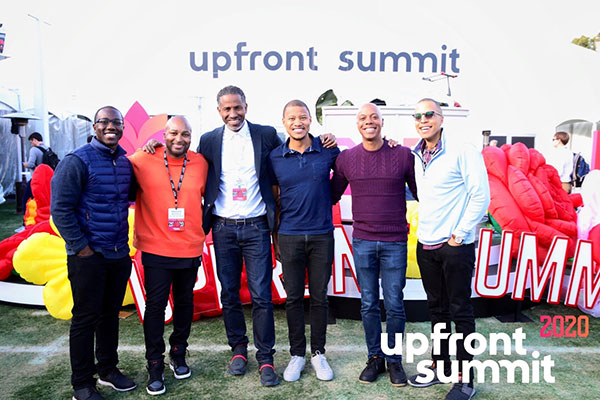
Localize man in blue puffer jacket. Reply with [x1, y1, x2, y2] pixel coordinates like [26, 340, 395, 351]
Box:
[51, 106, 137, 400]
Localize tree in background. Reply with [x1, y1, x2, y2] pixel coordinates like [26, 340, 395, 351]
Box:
[572, 33, 600, 51]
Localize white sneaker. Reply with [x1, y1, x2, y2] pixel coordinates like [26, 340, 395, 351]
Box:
[311, 351, 334, 381]
[283, 355, 306, 382]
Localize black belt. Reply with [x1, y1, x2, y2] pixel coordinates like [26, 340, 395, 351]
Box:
[214, 215, 267, 225]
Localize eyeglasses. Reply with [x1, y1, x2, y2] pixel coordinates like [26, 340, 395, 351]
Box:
[95, 118, 124, 127]
[412, 111, 441, 120]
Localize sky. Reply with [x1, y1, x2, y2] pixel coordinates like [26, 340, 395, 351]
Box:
[1, 0, 599, 152]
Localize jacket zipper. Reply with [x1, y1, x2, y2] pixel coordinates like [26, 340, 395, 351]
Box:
[112, 158, 120, 252]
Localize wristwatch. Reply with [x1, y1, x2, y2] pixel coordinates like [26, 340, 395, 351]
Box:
[452, 234, 464, 245]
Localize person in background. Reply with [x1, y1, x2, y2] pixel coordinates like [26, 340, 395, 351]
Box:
[546, 131, 573, 193]
[23, 132, 47, 170]
[21, 132, 48, 211]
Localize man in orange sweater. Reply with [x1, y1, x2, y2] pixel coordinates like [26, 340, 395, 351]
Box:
[129, 116, 208, 396]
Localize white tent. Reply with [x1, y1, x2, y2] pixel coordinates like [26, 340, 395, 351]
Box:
[0, 0, 598, 156]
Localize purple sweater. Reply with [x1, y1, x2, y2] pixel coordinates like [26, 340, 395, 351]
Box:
[331, 141, 418, 241]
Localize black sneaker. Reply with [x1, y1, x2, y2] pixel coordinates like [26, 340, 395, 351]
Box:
[408, 360, 451, 388]
[445, 382, 476, 400]
[259, 364, 279, 387]
[97, 368, 136, 392]
[169, 346, 191, 379]
[72, 386, 104, 400]
[146, 360, 166, 396]
[227, 344, 248, 375]
[358, 356, 386, 383]
[387, 360, 407, 387]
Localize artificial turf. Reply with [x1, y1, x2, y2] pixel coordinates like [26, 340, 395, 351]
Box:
[0, 302, 599, 400]
[2, 200, 599, 399]
[0, 199, 24, 241]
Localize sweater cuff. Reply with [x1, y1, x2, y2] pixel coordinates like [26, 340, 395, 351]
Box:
[69, 237, 89, 255]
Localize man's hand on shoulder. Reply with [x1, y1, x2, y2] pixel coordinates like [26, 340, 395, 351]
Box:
[142, 139, 163, 154]
[320, 133, 337, 148]
[384, 136, 399, 147]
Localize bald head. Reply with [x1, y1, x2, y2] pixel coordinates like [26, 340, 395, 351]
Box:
[165, 115, 192, 132]
[357, 103, 382, 121]
[164, 115, 192, 158]
[356, 103, 384, 146]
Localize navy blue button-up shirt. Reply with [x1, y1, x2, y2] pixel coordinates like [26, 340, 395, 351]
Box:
[268, 135, 340, 235]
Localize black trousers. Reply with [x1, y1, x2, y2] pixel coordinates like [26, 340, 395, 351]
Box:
[67, 253, 131, 390]
[22, 179, 33, 212]
[279, 232, 334, 356]
[143, 265, 199, 362]
[416, 242, 476, 366]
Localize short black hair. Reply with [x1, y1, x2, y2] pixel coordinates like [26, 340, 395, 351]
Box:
[416, 98, 443, 114]
[216, 86, 246, 105]
[282, 99, 311, 117]
[93, 106, 122, 122]
[28, 132, 43, 142]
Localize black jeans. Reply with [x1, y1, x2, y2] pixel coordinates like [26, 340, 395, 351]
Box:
[279, 232, 334, 356]
[67, 253, 131, 390]
[416, 242, 476, 366]
[143, 265, 199, 362]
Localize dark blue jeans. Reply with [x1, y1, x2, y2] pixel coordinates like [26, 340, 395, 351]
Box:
[279, 232, 334, 356]
[67, 253, 131, 390]
[416, 242, 476, 366]
[143, 265, 199, 362]
[211, 216, 275, 365]
[352, 238, 407, 363]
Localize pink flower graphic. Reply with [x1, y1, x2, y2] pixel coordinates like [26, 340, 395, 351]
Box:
[119, 101, 168, 156]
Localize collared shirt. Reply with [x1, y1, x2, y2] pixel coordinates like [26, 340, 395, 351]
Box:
[420, 137, 442, 169]
[418, 136, 444, 249]
[268, 135, 340, 235]
[214, 121, 266, 219]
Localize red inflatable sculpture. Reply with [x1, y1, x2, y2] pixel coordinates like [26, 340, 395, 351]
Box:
[483, 143, 578, 263]
[0, 165, 57, 280]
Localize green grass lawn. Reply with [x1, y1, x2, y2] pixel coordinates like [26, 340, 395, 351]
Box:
[0, 199, 24, 240]
[2, 200, 599, 399]
[0, 302, 599, 400]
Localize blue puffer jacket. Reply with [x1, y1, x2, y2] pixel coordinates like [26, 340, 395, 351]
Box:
[51, 137, 132, 257]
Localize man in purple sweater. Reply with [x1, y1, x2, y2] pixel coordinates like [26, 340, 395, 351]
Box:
[331, 103, 418, 387]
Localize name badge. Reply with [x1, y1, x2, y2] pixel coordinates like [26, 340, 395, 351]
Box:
[168, 208, 185, 231]
[233, 187, 247, 201]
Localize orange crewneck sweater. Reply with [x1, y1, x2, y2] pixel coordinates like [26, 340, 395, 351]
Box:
[130, 148, 208, 258]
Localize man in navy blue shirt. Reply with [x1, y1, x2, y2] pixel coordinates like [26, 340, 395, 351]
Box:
[268, 99, 340, 383]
